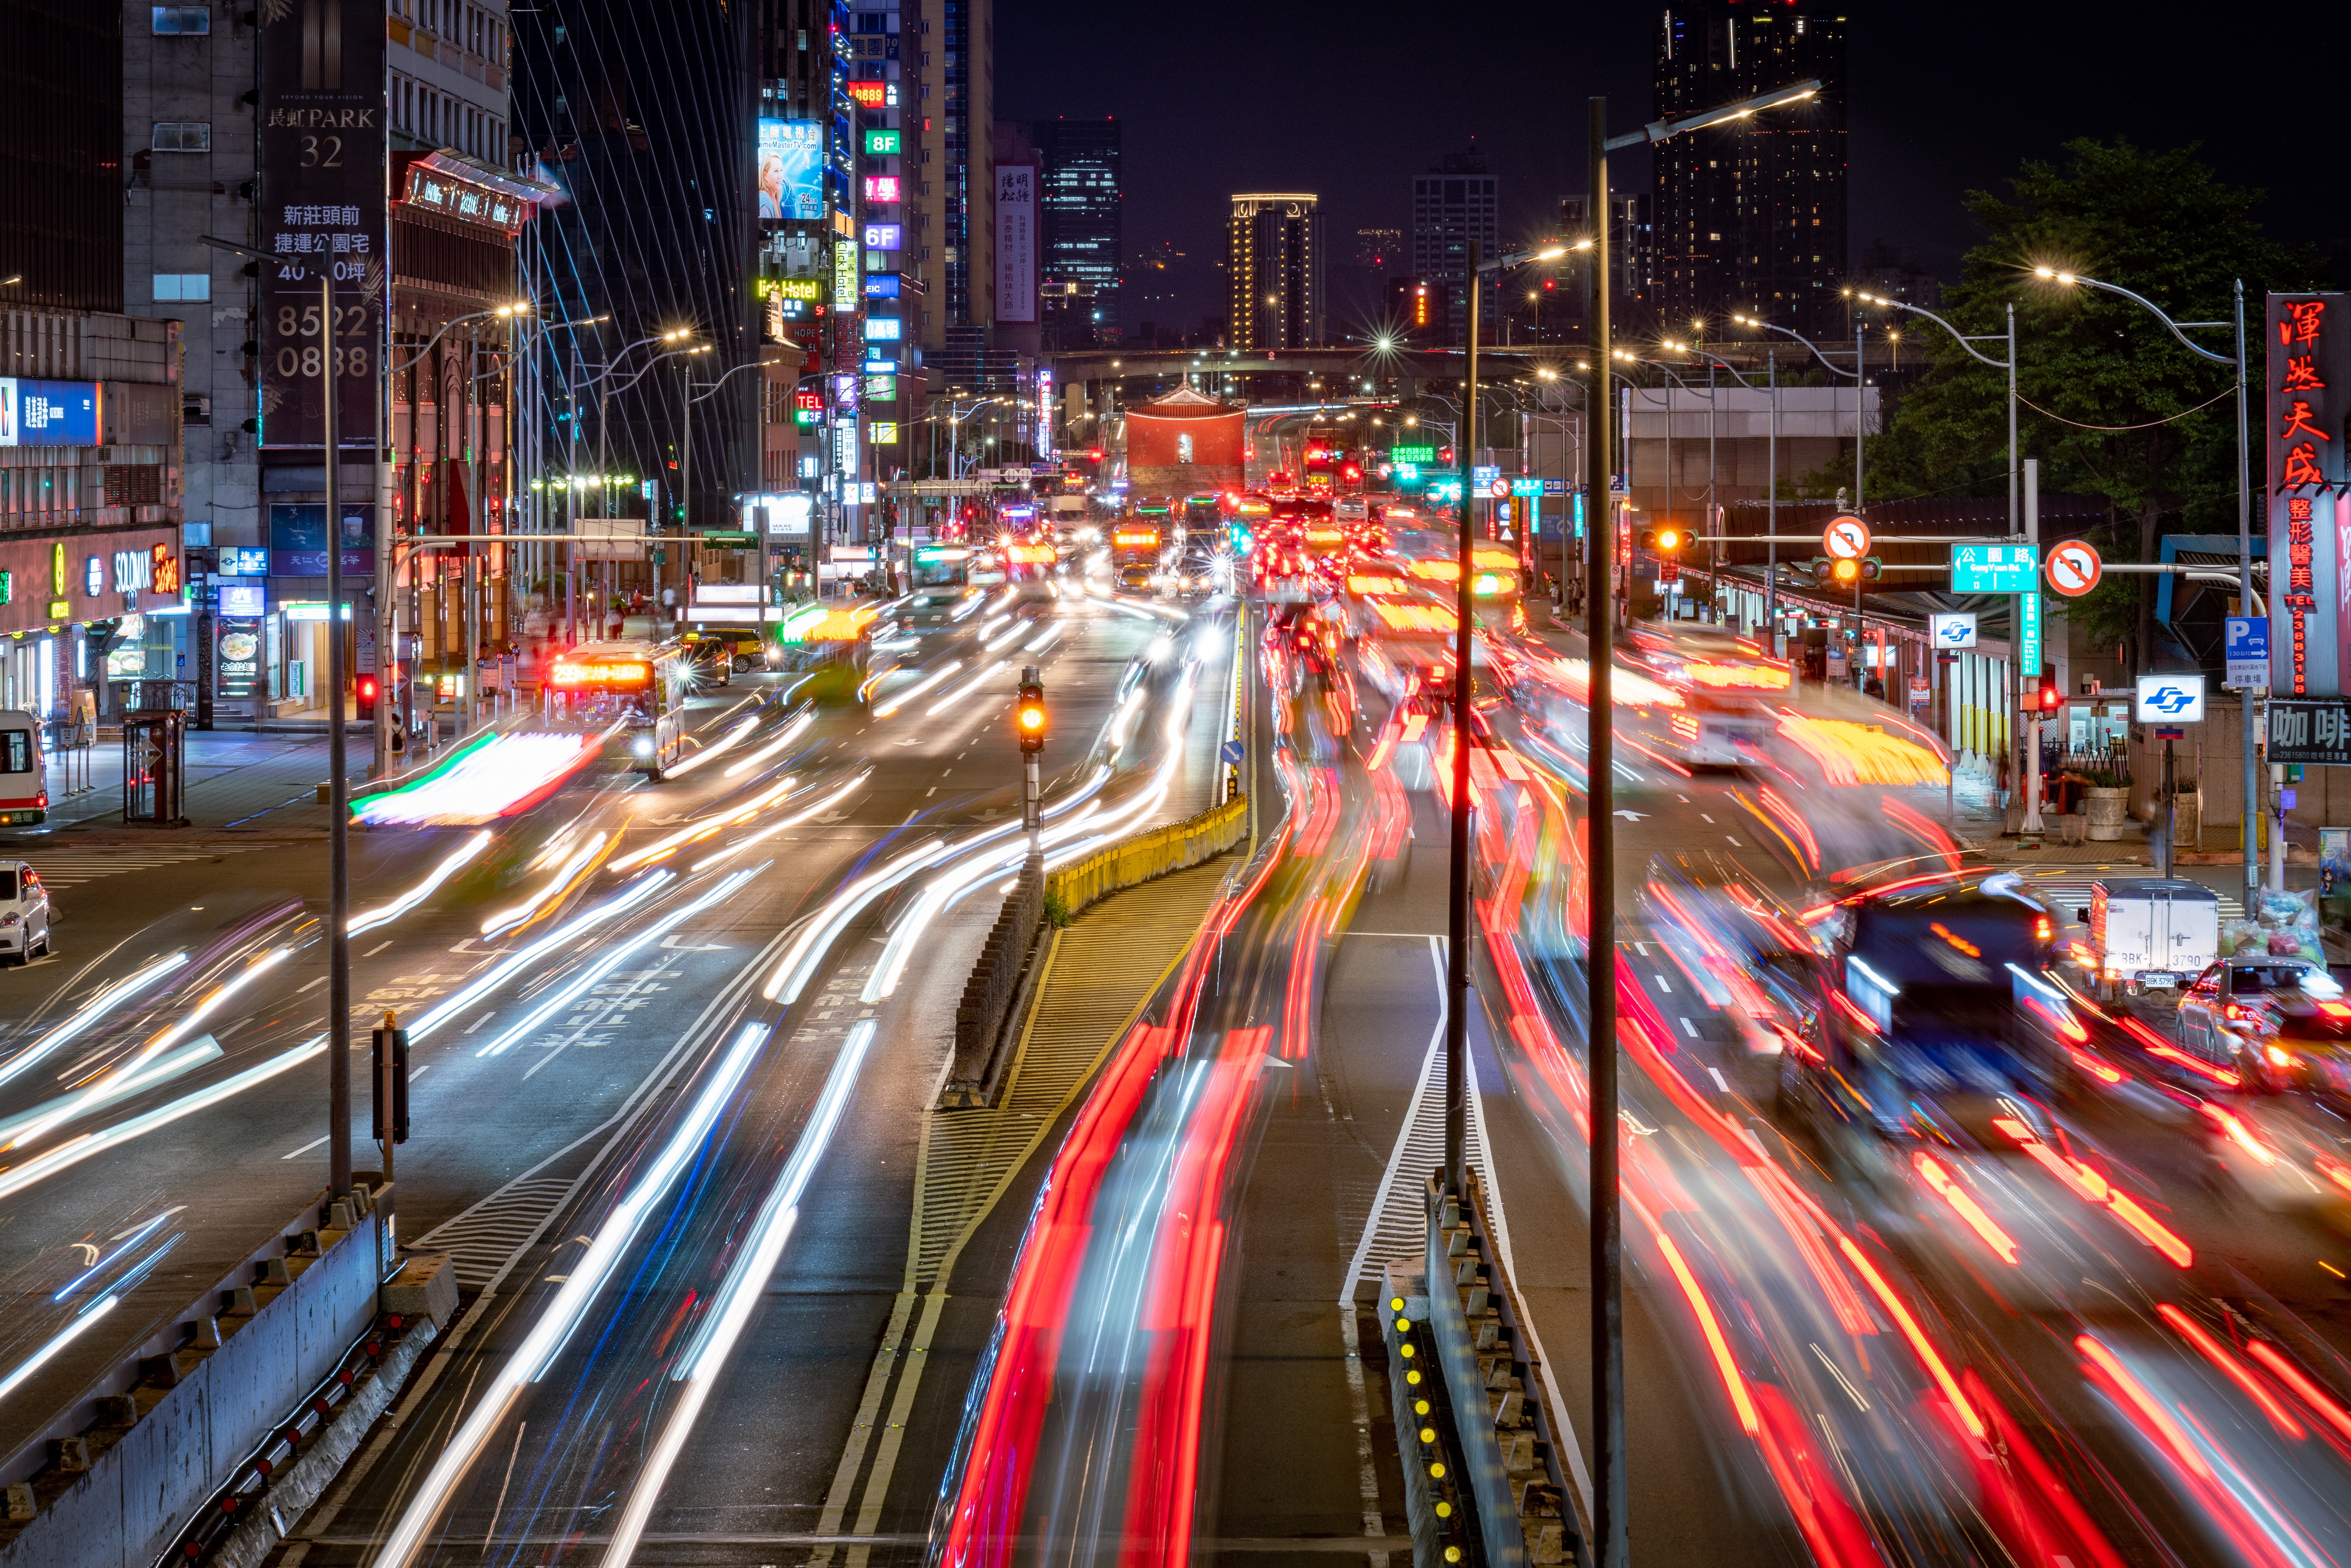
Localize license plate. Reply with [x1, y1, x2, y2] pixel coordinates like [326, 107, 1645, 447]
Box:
[2141, 972, 2178, 989]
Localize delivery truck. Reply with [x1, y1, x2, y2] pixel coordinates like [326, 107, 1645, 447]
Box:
[2078, 878, 2220, 1000]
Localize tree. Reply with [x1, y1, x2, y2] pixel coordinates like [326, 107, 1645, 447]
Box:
[1863, 139, 2318, 675]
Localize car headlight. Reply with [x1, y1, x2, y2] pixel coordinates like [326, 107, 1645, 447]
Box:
[633, 738, 654, 756]
[0, 914, 21, 928]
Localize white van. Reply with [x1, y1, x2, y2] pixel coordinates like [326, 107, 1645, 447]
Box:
[0, 711, 46, 827]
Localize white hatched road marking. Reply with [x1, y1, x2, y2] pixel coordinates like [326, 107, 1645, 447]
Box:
[409, 1176, 576, 1289]
[1342, 939, 1494, 1299]
[27, 846, 263, 888]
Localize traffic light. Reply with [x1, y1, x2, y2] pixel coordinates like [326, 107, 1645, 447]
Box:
[1015, 677, 1046, 753]
[356, 674, 377, 718]
[371, 1017, 410, 1145]
[1815, 556, 1860, 586]
[2037, 666, 2062, 716]
[1639, 526, 1684, 554]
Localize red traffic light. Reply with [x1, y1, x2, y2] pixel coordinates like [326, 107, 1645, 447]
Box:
[356, 674, 378, 718]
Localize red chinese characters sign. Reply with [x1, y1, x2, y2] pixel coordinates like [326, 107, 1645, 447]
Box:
[2268, 293, 2351, 696]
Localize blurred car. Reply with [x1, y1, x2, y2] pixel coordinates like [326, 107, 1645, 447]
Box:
[1116, 563, 1153, 593]
[2174, 956, 2336, 1077]
[0, 861, 53, 963]
[680, 635, 734, 687]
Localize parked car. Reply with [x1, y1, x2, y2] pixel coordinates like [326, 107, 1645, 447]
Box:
[0, 861, 53, 963]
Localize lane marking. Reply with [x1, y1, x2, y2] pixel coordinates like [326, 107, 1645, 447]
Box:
[1708, 1068, 1730, 1093]
[282, 1135, 330, 1160]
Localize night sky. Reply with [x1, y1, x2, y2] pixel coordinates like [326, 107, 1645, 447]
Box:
[996, 2, 2351, 335]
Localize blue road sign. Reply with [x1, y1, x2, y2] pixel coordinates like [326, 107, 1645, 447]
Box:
[2225, 616, 2270, 691]
[1949, 543, 2040, 594]
[1221, 739, 1244, 766]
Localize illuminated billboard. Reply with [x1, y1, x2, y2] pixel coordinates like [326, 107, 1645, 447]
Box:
[847, 80, 887, 108]
[863, 223, 902, 251]
[863, 175, 901, 204]
[756, 119, 824, 222]
[864, 128, 901, 156]
[0, 380, 98, 447]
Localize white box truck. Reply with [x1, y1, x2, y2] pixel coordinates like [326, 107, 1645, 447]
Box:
[2080, 879, 2220, 999]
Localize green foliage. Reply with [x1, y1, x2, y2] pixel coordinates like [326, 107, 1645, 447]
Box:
[1042, 889, 1071, 928]
[1868, 139, 2315, 529]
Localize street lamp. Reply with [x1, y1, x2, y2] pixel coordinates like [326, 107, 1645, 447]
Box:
[2036, 266, 2254, 892]
[1667, 340, 1778, 628]
[1581, 79, 1819, 1568]
[1444, 237, 1574, 1222]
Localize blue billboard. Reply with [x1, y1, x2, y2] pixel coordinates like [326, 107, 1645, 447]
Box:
[0, 379, 98, 447]
[756, 119, 824, 222]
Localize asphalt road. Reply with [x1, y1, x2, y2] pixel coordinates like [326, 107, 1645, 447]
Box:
[268, 579, 1233, 1566]
[0, 576, 1212, 1494]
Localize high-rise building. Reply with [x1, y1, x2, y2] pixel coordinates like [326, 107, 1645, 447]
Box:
[918, 0, 996, 389]
[1559, 192, 1656, 333]
[1410, 148, 1498, 345]
[1228, 194, 1319, 352]
[1033, 117, 1120, 348]
[1650, 1, 1847, 336]
[1, 0, 121, 311]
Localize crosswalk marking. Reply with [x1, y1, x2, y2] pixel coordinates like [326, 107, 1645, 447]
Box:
[26, 847, 262, 888]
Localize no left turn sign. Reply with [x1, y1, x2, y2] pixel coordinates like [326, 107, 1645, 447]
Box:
[1823, 515, 1870, 560]
[2045, 540, 2102, 597]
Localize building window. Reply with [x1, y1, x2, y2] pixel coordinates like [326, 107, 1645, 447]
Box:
[152, 273, 210, 302]
[152, 5, 210, 31]
[152, 122, 212, 152]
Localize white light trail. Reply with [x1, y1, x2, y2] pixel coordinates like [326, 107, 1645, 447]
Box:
[409, 874, 674, 1043]
[370, 1020, 777, 1568]
[0, 1037, 222, 1152]
[690, 771, 870, 873]
[349, 831, 493, 934]
[595, 1019, 874, 1568]
[660, 713, 761, 779]
[927, 659, 1011, 718]
[0, 1296, 116, 1407]
[481, 835, 608, 937]
[720, 711, 814, 777]
[476, 871, 757, 1058]
[0, 1034, 330, 1206]
[871, 660, 963, 719]
[0, 952, 189, 1093]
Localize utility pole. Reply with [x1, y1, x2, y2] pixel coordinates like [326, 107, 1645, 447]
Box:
[1446, 241, 1479, 1203]
[323, 269, 352, 1202]
[1585, 96, 1624, 1568]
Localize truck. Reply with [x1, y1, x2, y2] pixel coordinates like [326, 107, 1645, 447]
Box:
[2076, 878, 2219, 1000]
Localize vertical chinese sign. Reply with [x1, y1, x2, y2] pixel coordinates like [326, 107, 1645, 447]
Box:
[258, 0, 386, 449]
[2268, 292, 2350, 696]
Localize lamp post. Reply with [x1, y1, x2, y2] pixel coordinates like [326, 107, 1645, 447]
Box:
[1850, 289, 2022, 808]
[200, 232, 357, 1201]
[1447, 238, 1568, 1202]
[1621, 350, 1715, 619]
[1667, 341, 1776, 632]
[2035, 266, 2254, 896]
[1737, 310, 1870, 675]
[682, 356, 783, 622]
[1587, 78, 1819, 1568]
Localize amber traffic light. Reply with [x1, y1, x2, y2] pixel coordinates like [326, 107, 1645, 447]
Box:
[1016, 679, 1046, 753]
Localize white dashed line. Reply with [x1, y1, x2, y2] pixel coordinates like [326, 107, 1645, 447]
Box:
[1708, 1068, 1730, 1093]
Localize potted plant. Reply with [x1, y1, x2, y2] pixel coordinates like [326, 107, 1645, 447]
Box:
[2081, 768, 2130, 841]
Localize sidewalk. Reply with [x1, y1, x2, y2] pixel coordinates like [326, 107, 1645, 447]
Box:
[19, 732, 339, 842]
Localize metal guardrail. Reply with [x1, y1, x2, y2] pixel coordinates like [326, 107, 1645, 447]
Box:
[1045, 794, 1248, 920]
[1423, 1174, 1583, 1567]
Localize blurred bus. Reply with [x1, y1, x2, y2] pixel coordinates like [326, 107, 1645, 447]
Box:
[1110, 519, 1163, 568]
[546, 641, 693, 780]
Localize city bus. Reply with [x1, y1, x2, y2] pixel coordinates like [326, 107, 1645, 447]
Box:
[1111, 518, 1163, 569]
[545, 640, 693, 780]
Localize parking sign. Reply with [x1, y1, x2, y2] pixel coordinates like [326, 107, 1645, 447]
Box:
[2224, 616, 2270, 691]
